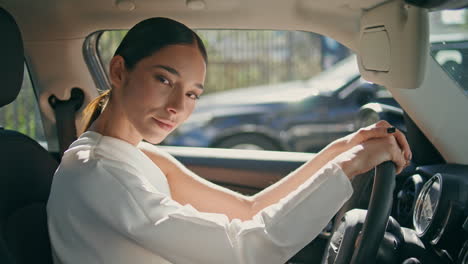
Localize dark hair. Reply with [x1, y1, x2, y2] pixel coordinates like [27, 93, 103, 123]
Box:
[80, 17, 208, 134]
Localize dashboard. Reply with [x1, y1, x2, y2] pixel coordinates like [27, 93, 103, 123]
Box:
[394, 164, 468, 263]
[349, 103, 466, 263]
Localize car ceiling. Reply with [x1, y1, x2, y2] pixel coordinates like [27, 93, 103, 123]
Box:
[0, 0, 387, 48]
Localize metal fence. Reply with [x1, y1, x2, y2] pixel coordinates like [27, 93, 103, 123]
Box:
[197, 30, 323, 93]
[97, 29, 340, 94]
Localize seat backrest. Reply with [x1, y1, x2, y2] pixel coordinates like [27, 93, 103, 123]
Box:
[0, 7, 58, 264]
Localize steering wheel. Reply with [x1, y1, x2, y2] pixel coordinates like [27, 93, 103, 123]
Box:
[323, 161, 396, 264]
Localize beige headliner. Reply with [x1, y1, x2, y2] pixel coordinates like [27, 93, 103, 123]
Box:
[1, 0, 387, 48]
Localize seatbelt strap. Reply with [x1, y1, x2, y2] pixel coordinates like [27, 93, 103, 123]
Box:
[49, 88, 84, 157]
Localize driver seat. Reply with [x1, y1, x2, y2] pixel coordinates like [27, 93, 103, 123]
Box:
[0, 7, 58, 264]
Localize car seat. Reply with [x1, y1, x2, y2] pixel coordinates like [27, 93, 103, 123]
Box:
[0, 7, 58, 264]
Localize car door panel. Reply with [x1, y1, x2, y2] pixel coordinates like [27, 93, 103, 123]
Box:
[161, 146, 313, 194]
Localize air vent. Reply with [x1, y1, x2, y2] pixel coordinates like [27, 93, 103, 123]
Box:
[395, 174, 425, 227]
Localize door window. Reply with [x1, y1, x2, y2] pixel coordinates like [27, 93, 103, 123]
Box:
[0, 63, 48, 149]
[87, 29, 395, 153]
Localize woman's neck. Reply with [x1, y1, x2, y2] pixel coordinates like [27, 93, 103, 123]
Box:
[88, 100, 143, 146]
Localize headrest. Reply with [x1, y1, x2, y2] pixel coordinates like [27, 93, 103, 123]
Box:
[0, 8, 24, 108]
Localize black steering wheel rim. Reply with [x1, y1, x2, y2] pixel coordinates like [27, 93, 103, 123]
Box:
[325, 161, 396, 264]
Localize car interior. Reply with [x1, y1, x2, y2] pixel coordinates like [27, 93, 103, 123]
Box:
[1, 0, 468, 263]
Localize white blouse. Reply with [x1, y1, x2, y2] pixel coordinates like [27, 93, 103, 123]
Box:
[47, 131, 353, 264]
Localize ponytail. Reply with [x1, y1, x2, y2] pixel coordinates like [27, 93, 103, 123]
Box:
[79, 89, 111, 135]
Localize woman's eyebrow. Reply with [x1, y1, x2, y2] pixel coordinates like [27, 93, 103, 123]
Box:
[152, 64, 204, 90]
[153, 65, 180, 76]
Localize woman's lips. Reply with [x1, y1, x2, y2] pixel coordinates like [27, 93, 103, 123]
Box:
[152, 117, 175, 131]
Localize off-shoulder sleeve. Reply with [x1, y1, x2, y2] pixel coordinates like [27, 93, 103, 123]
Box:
[81, 159, 353, 264]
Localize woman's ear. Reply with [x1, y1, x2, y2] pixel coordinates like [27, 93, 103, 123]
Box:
[109, 55, 127, 89]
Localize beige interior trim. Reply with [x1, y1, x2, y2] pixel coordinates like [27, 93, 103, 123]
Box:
[1, 0, 388, 48]
[391, 56, 468, 164]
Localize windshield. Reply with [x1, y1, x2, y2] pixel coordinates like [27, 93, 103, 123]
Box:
[429, 9, 468, 95]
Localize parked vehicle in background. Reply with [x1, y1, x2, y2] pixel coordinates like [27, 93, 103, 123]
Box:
[164, 34, 468, 152]
[163, 56, 400, 152]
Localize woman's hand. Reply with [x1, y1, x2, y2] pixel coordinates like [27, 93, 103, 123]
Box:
[330, 120, 412, 162]
[333, 135, 408, 179]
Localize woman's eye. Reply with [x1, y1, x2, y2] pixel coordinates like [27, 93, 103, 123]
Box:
[187, 93, 200, 100]
[156, 75, 171, 86]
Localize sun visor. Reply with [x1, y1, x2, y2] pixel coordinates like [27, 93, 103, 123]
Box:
[358, 0, 429, 89]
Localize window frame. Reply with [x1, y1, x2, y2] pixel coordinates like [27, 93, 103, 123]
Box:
[83, 31, 111, 91]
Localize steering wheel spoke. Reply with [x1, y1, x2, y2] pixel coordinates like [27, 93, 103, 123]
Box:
[323, 161, 397, 264]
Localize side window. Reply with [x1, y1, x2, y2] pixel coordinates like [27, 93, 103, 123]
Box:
[91, 30, 396, 153]
[431, 47, 468, 93]
[430, 9, 468, 95]
[0, 64, 48, 149]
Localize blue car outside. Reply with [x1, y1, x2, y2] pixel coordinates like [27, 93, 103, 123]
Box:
[163, 56, 398, 152]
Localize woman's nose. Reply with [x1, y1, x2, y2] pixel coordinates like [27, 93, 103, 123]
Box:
[166, 89, 184, 114]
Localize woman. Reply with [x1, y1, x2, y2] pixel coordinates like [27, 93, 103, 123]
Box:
[47, 17, 411, 264]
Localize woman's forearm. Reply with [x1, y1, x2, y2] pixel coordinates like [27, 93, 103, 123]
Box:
[248, 142, 343, 216]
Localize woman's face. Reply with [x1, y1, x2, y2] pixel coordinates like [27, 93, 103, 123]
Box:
[111, 44, 206, 144]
